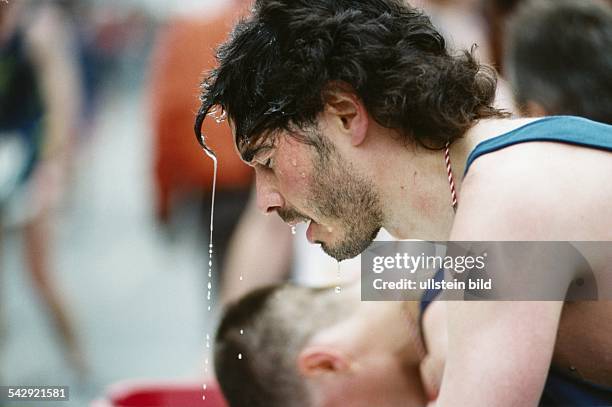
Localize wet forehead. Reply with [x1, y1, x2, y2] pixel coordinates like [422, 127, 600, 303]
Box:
[227, 119, 250, 162]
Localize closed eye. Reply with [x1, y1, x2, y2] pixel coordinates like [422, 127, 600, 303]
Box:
[262, 157, 274, 170]
[255, 147, 274, 170]
[248, 143, 275, 170]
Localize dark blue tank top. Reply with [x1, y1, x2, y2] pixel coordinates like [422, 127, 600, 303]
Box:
[464, 115, 612, 176]
[420, 116, 612, 406]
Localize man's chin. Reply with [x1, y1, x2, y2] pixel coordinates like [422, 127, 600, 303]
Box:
[320, 231, 378, 261]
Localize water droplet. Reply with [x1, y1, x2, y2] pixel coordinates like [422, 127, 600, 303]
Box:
[238, 353, 243, 360]
[335, 262, 342, 294]
[200, 143, 217, 368]
[239, 275, 243, 281]
[209, 106, 227, 123]
[240, 329, 244, 335]
[291, 225, 296, 235]
[215, 109, 227, 123]
[203, 384, 207, 390]
[198, 136, 218, 402]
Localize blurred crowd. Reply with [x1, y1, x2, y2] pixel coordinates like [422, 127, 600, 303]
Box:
[0, 0, 610, 405]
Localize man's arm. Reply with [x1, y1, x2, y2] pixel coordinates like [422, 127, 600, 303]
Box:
[220, 187, 293, 305]
[437, 300, 562, 406]
[435, 169, 571, 406]
[420, 301, 448, 402]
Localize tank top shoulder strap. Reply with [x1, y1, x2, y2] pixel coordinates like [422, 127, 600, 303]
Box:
[464, 116, 612, 176]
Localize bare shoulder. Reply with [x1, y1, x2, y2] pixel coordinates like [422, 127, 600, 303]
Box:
[453, 140, 612, 240]
[452, 145, 558, 240]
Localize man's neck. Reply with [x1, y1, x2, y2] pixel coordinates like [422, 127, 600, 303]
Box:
[355, 301, 424, 368]
[375, 134, 460, 240]
[312, 298, 421, 362]
[377, 117, 539, 240]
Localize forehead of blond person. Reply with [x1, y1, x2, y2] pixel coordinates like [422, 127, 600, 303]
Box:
[296, 285, 426, 407]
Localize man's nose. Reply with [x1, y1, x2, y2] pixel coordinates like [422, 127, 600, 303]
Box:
[255, 172, 284, 214]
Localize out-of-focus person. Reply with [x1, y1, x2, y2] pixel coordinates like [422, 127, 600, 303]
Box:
[215, 283, 428, 407]
[150, 0, 291, 316]
[482, 0, 522, 74]
[0, 0, 84, 372]
[148, 1, 253, 273]
[412, 0, 491, 61]
[504, 0, 612, 123]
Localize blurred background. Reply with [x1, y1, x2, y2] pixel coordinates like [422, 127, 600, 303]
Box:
[0, 0, 234, 405]
[0, 0, 610, 405]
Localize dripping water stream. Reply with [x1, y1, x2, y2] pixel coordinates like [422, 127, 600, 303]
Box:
[199, 131, 217, 401]
[336, 261, 342, 293]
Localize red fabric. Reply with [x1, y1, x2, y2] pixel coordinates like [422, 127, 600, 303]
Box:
[149, 6, 253, 221]
[108, 382, 228, 407]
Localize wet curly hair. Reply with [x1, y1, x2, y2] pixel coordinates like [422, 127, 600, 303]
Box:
[197, 0, 507, 156]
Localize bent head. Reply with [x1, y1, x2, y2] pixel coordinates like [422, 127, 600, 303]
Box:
[215, 284, 425, 407]
[198, 0, 504, 259]
[251, 124, 384, 260]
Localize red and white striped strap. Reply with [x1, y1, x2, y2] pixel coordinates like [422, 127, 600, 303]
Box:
[444, 141, 458, 211]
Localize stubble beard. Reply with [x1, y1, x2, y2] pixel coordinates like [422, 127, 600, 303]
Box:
[310, 133, 384, 261]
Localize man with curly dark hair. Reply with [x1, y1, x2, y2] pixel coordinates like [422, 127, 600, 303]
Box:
[195, 0, 612, 405]
[199, 0, 508, 261]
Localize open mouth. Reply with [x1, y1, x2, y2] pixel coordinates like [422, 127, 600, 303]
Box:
[306, 219, 317, 243]
[277, 209, 321, 242]
[283, 218, 318, 243]
[286, 219, 308, 227]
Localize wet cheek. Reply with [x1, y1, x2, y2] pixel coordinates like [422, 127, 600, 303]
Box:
[275, 138, 313, 195]
[276, 162, 311, 196]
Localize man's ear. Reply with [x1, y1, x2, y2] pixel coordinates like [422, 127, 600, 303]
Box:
[324, 87, 369, 147]
[297, 346, 351, 377]
[521, 100, 548, 118]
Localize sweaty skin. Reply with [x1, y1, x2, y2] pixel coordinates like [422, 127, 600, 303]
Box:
[437, 134, 612, 406]
[232, 89, 612, 405]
